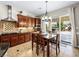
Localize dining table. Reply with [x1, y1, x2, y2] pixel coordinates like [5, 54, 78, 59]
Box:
[40, 32, 56, 57]
[32, 31, 56, 57]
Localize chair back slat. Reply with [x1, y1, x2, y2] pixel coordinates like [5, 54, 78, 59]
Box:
[32, 33, 37, 42]
[37, 34, 46, 45]
[56, 34, 60, 44]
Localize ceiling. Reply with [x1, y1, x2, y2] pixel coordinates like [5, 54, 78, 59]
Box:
[0, 1, 79, 16]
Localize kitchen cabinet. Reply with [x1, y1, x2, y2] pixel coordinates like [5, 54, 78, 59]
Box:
[1, 34, 10, 43]
[29, 17, 36, 27]
[35, 18, 41, 25]
[17, 14, 41, 27]
[25, 16, 29, 27]
[15, 22, 19, 28]
[17, 14, 26, 27]
[35, 18, 41, 31]
[29, 33, 32, 40]
[0, 32, 31, 47]
[31, 18, 35, 27]
[28, 17, 32, 26]
[18, 33, 25, 44]
[25, 33, 29, 42]
[10, 34, 18, 47]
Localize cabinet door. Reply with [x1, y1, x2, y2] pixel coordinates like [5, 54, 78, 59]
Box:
[35, 18, 41, 25]
[18, 34, 25, 44]
[29, 33, 32, 41]
[26, 16, 29, 26]
[1, 35, 10, 43]
[25, 33, 29, 42]
[17, 14, 26, 27]
[28, 17, 32, 26]
[17, 14, 22, 27]
[31, 18, 35, 27]
[10, 34, 18, 47]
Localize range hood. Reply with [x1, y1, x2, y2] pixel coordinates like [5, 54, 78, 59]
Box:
[1, 5, 17, 22]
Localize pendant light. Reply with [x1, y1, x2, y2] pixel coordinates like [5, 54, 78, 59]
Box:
[42, 1, 52, 21]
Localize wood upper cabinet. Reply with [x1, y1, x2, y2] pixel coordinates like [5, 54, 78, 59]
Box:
[17, 14, 26, 27]
[35, 18, 41, 31]
[35, 18, 41, 25]
[17, 14, 41, 27]
[28, 17, 32, 26]
[25, 16, 29, 27]
[29, 17, 36, 27]
[17, 14, 37, 27]
[32, 18, 35, 27]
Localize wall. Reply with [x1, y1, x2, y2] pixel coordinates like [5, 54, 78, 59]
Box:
[0, 4, 8, 19]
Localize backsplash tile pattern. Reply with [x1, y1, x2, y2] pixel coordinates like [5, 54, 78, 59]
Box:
[3, 22, 15, 32]
[0, 21, 16, 32]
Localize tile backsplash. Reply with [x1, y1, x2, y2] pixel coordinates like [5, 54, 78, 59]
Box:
[0, 21, 16, 32]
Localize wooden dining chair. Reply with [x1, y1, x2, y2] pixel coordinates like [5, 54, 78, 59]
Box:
[32, 33, 37, 51]
[50, 34, 60, 56]
[37, 34, 47, 57]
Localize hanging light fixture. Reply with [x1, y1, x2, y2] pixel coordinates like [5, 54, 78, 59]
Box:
[42, 1, 52, 21]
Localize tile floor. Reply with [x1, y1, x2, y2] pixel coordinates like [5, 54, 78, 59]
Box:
[4, 41, 79, 57]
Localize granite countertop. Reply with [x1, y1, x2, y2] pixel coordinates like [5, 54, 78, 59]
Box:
[0, 31, 30, 35]
[0, 43, 10, 57]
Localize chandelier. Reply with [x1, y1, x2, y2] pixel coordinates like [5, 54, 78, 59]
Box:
[42, 1, 52, 21]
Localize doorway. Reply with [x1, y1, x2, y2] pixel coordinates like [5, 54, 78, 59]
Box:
[59, 16, 73, 45]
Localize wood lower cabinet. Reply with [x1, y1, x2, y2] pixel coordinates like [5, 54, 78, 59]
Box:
[1, 35, 10, 43]
[10, 34, 18, 47]
[0, 32, 31, 47]
[29, 33, 32, 40]
[18, 33, 25, 44]
[25, 33, 29, 42]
